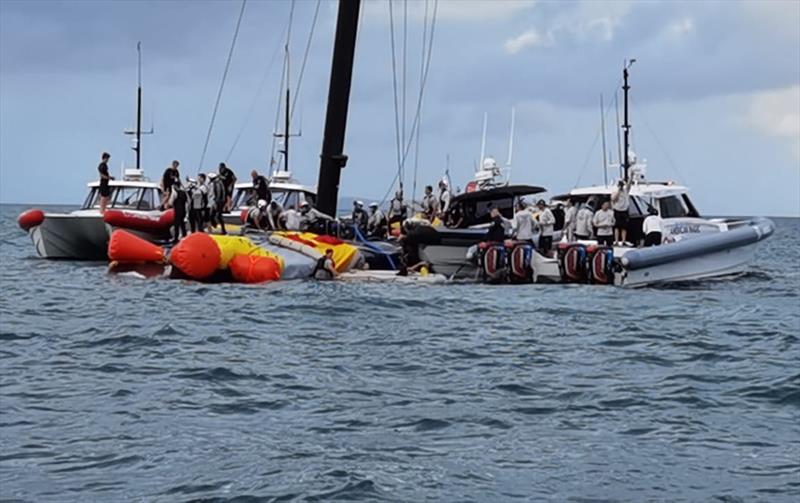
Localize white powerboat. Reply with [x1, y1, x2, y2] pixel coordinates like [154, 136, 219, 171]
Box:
[18, 169, 168, 260]
[223, 170, 317, 225]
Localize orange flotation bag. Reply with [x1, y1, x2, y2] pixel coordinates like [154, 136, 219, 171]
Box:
[108, 229, 165, 263]
[169, 233, 221, 280]
[104, 209, 174, 232]
[229, 254, 281, 283]
[18, 209, 44, 231]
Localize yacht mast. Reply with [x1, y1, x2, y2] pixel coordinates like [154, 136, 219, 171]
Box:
[316, 0, 361, 217]
[125, 42, 153, 172]
[622, 59, 635, 182]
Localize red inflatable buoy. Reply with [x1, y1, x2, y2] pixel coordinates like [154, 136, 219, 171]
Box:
[240, 209, 249, 224]
[18, 209, 45, 231]
[169, 233, 221, 280]
[229, 254, 281, 283]
[108, 229, 165, 264]
[104, 209, 174, 233]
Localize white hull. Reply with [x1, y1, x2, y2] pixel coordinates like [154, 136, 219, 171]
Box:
[30, 214, 110, 260]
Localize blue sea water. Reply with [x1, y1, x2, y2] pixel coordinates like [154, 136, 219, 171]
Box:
[1, 204, 798, 502]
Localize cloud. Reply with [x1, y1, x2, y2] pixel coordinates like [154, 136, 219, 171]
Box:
[744, 85, 800, 160]
[664, 17, 694, 39]
[504, 29, 551, 54]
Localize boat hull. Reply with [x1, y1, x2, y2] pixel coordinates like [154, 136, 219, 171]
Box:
[30, 215, 110, 260]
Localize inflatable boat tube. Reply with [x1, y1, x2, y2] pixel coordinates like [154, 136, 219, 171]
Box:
[269, 232, 360, 272]
[18, 209, 45, 231]
[104, 209, 174, 233]
[621, 218, 775, 271]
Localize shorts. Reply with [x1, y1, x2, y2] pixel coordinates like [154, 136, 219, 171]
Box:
[613, 210, 629, 229]
[575, 234, 590, 241]
[99, 185, 111, 198]
[597, 235, 613, 246]
[644, 232, 662, 247]
[538, 235, 553, 251]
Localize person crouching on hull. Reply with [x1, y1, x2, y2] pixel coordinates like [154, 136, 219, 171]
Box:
[244, 199, 269, 232]
[642, 207, 663, 247]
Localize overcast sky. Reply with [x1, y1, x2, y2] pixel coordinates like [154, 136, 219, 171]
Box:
[1, 0, 798, 216]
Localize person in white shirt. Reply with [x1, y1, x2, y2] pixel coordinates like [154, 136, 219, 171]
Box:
[611, 179, 632, 245]
[283, 205, 302, 231]
[592, 200, 615, 246]
[563, 198, 577, 242]
[575, 203, 594, 240]
[535, 199, 556, 255]
[642, 207, 663, 247]
[511, 200, 534, 242]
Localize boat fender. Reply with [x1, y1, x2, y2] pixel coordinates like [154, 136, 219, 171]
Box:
[18, 209, 44, 231]
[103, 208, 175, 232]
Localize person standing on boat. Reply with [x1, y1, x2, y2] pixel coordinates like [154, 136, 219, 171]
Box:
[421, 185, 439, 222]
[575, 202, 594, 240]
[367, 202, 387, 238]
[187, 178, 205, 233]
[535, 199, 556, 255]
[438, 179, 452, 218]
[592, 200, 615, 247]
[251, 170, 271, 206]
[167, 180, 188, 243]
[563, 198, 577, 242]
[486, 207, 508, 242]
[388, 190, 407, 229]
[218, 162, 236, 212]
[351, 201, 369, 235]
[161, 160, 180, 209]
[511, 199, 534, 243]
[642, 207, 663, 247]
[311, 249, 338, 280]
[97, 152, 113, 214]
[612, 179, 632, 246]
[208, 172, 227, 235]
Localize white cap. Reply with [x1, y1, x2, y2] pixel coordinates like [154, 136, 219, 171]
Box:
[355, 200, 363, 207]
[257, 199, 267, 208]
[369, 202, 379, 207]
[207, 172, 218, 179]
[300, 201, 310, 207]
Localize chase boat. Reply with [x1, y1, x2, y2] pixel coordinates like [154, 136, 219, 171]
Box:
[223, 170, 317, 225]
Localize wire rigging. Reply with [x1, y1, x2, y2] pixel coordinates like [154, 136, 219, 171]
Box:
[573, 78, 623, 187]
[290, 0, 322, 122]
[388, 2, 404, 186]
[411, 0, 430, 204]
[270, 0, 296, 169]
[198, 0, 247, 173]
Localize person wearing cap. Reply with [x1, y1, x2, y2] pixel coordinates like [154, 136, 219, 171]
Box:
[208, 172, 227, 234]
[388, 190, 407, 226]
[592, 200, 615, 246]
[563, 198, 577, 242]
[511, 199, 534, 243]
[251, 169, 271, 206]
[612, 178, 632, 246]
[351, 200, 369, 235]
[642, 206, 663, 247]
[421, 185, 439, 221]
[218, 162, 236, 211]
[245, 199, 269, 231]
[535, 199, 555, 255]
[438, 179, 452, 217]
[299, 201, 333, 233]
[97, 152, 113, 214]
[575, 202, 595, 240]
[367, 202, 387, 238]
[267, 200, 285, 230]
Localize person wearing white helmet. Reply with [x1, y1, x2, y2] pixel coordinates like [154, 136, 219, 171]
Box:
[388, 189, 407, 226]
[244, 199, 269, 231]
[351, 200, 368, 234]
[267, 200, 285, 230]
[299, 201, 333, 232]
[367, 202, 387, 238]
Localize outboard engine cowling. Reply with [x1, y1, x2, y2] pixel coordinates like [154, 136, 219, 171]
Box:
[588, 246, 615, 285]
[478, 242, 507, 284]
[558, 243, 589, 283]
[507, 242, 534, 283]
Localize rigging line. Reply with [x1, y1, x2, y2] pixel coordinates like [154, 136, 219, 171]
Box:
[198, 0, 247, 173]
[226, 28, 285, 162]
[630, 96, 689, 184]
[401, 0, 408, 185]
[388, 1, 403, 183]
[270, 0, 295, 168]
[290, 0, 322, 122]
[574, 78, 623, 187]
[411, 0, 429, 203]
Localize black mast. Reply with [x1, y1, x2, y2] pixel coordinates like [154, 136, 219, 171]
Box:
[316, 0, 361, 217]
[284, 86, 290, 172]
[622, 58, 635, 182]
[135, 42, 142, 171]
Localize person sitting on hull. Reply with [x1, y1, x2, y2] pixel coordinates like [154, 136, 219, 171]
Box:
[592, 200, 615, 247]
[251, 169, 271, 206]
[267, 200, 285, 231]
[311, 249, 338, 280]
[575, 202, 594, 241]
[535, 199, 556, 256]
[612, 178, 632, 246]
[511, 199, 534, 244]
[351, 200, 369, 235]
[367, 202, 387, 238]
[299, 201, 333, 233]
[97, 152, 114, 214]
[642, 207, 663, 247]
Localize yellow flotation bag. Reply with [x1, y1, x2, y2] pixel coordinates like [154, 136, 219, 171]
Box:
[269, 232, 359, 273]
[209, 234, 284, 272]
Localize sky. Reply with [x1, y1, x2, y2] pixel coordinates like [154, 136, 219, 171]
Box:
[1, 0, 798, 216]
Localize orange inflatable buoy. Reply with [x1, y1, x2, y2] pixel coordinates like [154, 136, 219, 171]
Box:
[229, 254, 281, 283]
[18, 209, 45, 231]
[108, 229, 165, 263]
[169, 233, 221, 280]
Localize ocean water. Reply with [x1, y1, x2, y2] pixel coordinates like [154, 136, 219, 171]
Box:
[1, 204, 798, 502]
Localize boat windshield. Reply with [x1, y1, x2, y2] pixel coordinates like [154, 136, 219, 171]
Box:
[233, 187, 316, 210]
[81, 186, 159, 210]
[658, 194, 693, 218]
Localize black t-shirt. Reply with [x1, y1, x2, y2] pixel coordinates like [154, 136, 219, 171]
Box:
[162, 167, 179, 190]
[98, 162, 110, 189]
[253, 175, 271, 202]
[486, 215, 506, 242]
[219, 166, 235, 192]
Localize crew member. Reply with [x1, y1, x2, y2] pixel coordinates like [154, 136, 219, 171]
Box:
[388, 190, 407, 226]
[438, 179, 452, 217]
[642, 207, 663, 247]
[208, 172, 227, 235]
[187, 178, 206, 233]
[367, 202, 387, 238]
[563, 198, 577, 242]
[611, 179, 631, 246]
[267, 200, 285, 230]
[486, 207, 507, 242]
[218, 162, 237, 212]
[592, 200, 615, 246]
[246, 199, 269, 231]
[511, 199, 534, 243]
[284, 204, 301, 231]
[575, 203, 594, 240]
[299, 201, 333, 233]
[251, 170, 270, 205]
[167, 180, 188, 243]
[161, 160, 180, 208]
[311, 249, 338, 280]
[535, 199, 555, 255]
[97, 152, 113, 214]
[421, 185, 439, 221]
[351, 200, 369, 234]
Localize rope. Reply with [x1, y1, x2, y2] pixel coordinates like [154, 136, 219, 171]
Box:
[574, 78, 622, 187]
[352, 225, 397, 270]
[198, 0, 247, 172]
[290, 0, 322, 122]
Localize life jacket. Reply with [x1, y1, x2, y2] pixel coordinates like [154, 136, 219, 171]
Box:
[310, 256, 333, 280]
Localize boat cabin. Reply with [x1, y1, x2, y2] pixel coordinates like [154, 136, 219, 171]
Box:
[230, 171, 316, 211]
[81, 169, 162, 211]
[448, 184, 547, 228]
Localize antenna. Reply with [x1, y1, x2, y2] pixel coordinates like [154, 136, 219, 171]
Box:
[600, 94, 608, 186]
[506, 107, 515, 167]
[622, 58, 636, 182]
[614, 91, 622, 179]
[479, 112, 488, 171]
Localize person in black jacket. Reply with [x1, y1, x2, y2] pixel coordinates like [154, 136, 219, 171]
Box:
[97, 152, 113, 213]
[208, 172, 227, 235]
[251, 170, 271, 205]
[218, 162, 236, 211]
[486, 207, 507, 242]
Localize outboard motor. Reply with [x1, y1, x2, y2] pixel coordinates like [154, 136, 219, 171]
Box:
[507, 242, 534, 283]
[478, 242, 507, 284]
[587, 245, 615, 285]
[558, 243, 588, 283]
